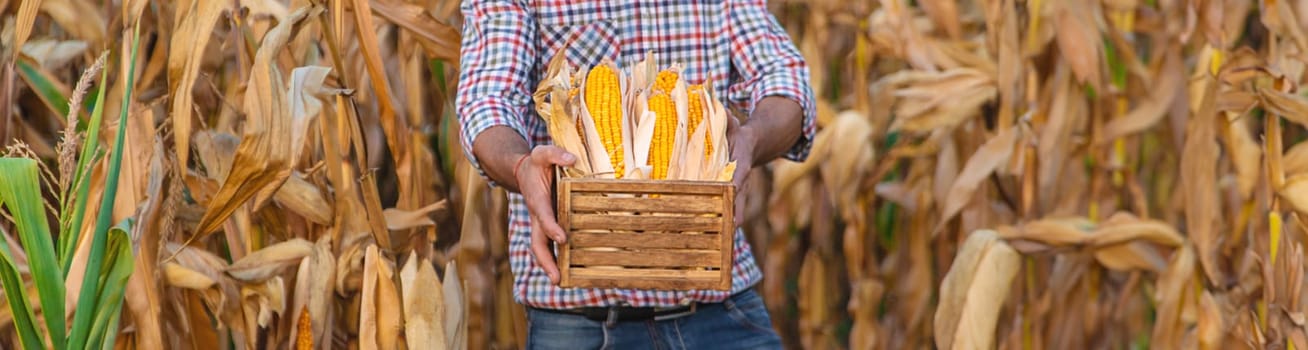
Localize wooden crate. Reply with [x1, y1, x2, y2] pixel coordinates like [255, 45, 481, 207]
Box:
[555, 175, 735, 291]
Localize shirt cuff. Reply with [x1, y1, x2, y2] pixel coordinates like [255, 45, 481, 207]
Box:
[460, 104, 529, 189]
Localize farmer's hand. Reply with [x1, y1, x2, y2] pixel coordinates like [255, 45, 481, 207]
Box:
[515, 145, 577, 284]
[726, 116, 757, 228]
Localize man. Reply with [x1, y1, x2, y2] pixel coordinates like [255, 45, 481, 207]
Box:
[456, 1, 815, 348]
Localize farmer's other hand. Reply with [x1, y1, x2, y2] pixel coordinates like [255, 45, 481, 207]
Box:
[726, 117, 757, 228]
[516, 145, 577, 284]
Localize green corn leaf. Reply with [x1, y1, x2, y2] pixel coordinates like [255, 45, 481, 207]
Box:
[0, 158, 68, 350]
[67, 24, 139, 350]
[15, 58, 71, 118]
[84, 220, 133, 349]
[61, 64, 111, 273]
[0, 250, 44, 350]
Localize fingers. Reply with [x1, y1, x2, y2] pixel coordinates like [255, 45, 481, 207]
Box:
[532, 145, 578, 167]
[733, 168, 749, 227]
[530, 219, 561, 284]
[523, 188, 568, 243]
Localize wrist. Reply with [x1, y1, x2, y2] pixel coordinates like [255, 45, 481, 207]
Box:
[736, 123, 761, 160]
[511, 153, 530, 186]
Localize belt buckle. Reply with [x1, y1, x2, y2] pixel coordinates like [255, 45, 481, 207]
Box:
[653, 303, 698, 321]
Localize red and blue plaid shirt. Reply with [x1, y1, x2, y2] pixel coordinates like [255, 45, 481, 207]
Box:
[456, 0, 816, 309]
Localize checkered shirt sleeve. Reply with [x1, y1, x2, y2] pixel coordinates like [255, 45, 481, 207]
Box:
[726, 0, 818, 162]
[456, 0, 536, 187]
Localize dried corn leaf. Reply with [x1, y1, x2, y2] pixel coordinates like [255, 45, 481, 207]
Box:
[1182, 70, 1225, 285]
[1258, 87, 1308, 129]
[38, 0, 106, 47]
[383, 200, 448, 231]
[935, 230, 1020, 350]
[1151, 245, 1198, 349]
[889, 69, 998, 132]
[195, 8, 316, 236]
[225, 238, 313, 282]
[1280, 175, 1308, 215]
[370, 0, 461, 62]
[1097, 49, 1184, 144]
[1053, 0, 1102, 91]
[936, 126, 1021, 234]
[444, 260, 467, 350]
[169, 0, 227, 176]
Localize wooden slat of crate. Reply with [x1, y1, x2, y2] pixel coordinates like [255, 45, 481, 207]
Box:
[571, 195, 723, 213]
[570, 232, 720, 250]
[569, 268, 723, 290]
[569, 179, 728, 195]
[556, 176, 735, 291]
[570, 214, 722, 232]
[571, 249, 721, 268]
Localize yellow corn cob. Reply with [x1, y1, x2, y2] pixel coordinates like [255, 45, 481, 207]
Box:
[648, 91, 677, 179]
[687, 84, 712, 157]
[655, 69, 678, 93]
[585, 65, 624, 178]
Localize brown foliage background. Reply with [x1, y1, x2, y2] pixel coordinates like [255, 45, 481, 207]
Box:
[3, 0, 1308, 349]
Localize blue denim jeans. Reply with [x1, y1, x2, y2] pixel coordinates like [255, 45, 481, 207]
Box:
[525, 289, 783, 349]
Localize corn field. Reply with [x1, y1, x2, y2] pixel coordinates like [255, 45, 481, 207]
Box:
[3, 0, 1308, 349]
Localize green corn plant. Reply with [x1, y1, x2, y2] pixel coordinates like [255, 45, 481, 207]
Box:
[0, 25, 139, 350]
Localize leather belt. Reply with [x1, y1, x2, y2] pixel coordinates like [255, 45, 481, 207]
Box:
[536, 303, 701, 322]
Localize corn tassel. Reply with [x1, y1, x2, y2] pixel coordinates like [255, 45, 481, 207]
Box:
[585, 65, 624, 178]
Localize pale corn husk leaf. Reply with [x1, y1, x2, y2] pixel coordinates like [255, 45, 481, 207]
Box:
[272, 173, 333, 225]
[225, 238, 313, 282]
[1197, 291, 1226, 348]
[239, 276, 286, 340]
[630, 106, 657, 179]
[888, 68, 997, 132]
[1279, 175, 1308, 215]
[934, 230, 1020, 350]
[360, 245, 381, 350]
[382, 200, 448, 231]
[163, 262, 217, 290]
[401, 252, 448, 349]
[373, 251, 404, 350]
[534, 51, 591, 174]
[817, 111, 876, 213]
[936, 126, 1022, 234]
[704, 79, 731, 178]
[1283, 141, 1308, 176]
[443, 260, 467, 350]
[289, 238, 334, 349]
[20, 39, 87, 69]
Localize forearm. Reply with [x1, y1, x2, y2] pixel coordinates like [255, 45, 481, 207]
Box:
[741, 96, 804, 165]
[471, 125, 532, 193]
